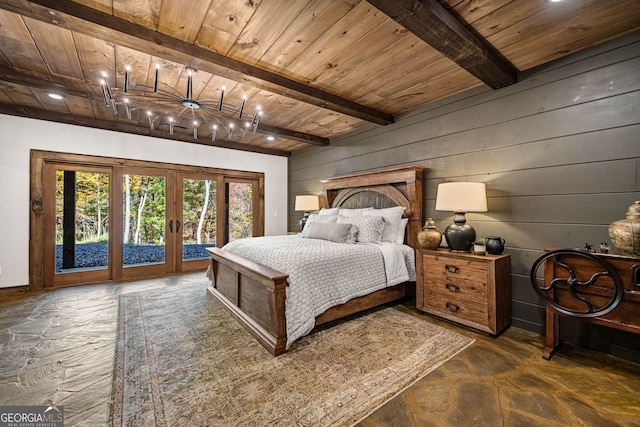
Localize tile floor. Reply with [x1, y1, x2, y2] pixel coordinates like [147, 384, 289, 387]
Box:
[0, 272, 639, 426]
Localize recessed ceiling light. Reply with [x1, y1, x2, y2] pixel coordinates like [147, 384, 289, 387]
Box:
[548, 0, 563, 2]
[48, 93, 64, 100]
[267, 136, 275, 141]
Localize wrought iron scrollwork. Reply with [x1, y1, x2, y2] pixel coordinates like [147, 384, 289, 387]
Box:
[529, 249, 624, 318]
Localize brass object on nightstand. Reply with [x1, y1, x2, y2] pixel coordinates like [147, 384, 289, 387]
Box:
[417, 218, 442, 250]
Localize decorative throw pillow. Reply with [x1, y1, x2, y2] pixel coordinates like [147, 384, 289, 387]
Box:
[337, 215, 384, 243]
[301, 214, 338, 236]
[365, 206, 406, 243]
[339, 207, 373, 217]
[318, 207, 340, 216]
[302, 222, 353, 243]
[395, 218, 409, 245]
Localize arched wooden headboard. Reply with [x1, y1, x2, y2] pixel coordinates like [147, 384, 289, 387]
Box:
[320, 166, 424, 250]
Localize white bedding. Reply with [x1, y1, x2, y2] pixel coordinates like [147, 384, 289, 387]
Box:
[221, 235, 415, 348]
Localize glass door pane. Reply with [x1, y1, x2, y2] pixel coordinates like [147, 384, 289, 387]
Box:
[227, 181, 253, 242]
[122, 173, 166, 267]
[55, 169, 110, 274]
[182, 177, 217, 261]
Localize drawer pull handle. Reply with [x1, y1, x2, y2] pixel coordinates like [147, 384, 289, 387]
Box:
[444, 264, 459, 273]
[445, 283, 459, 292]
[446, 302, 460, 312]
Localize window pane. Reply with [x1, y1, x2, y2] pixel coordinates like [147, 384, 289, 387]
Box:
[122, 174, 166, 266]
[228, 182, 253, 242]
[55, 170, 109, 273]
[182, 178, 217, 260]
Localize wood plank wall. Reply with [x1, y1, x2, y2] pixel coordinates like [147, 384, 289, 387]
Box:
[288, 31, 640, 361]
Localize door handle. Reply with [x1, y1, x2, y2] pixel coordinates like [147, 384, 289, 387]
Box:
[169, 219, 173, 233]
[176, 219, 181, 233]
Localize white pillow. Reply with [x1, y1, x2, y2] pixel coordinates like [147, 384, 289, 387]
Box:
[337, 215, 384, 243]
[365, 206, 406, 243]
[395, 218, 408, 245]
[301, 214, 337, 236]
[339, 207, 373, 217]
[318, 207, 340, 216]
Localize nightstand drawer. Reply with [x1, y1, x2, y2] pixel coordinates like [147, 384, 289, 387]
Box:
[424, 256, 488, 283]
[426, 275, 488, 304]
[423, 291, 489, 325]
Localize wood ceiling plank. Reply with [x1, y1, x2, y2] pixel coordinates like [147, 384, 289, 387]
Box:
[32, 87, 71, 114]
[469, 0, 542, 39]
[368, 0, 517, 89]
[195, 0, 262, 55]
[62, 93, 96, 117]
[0, 0, 393, 125]
[306, 17, 409, 90]
[226, 0, 313, 65]
[286, 1, 388, 80]
[0, 88, 13, 104]
[73, 32, 115, 84]
[257, 0, 360, 72]
[450, 0, 513, 26]
[486, 0, 640, 70]
[382, 68, 481, 113]
[113, 0, 161, 30]
[70, 0, 112, 14]
[334, 34, 430, 97]
[0, 10, 48, 74]
[157, 0, 212, 43]
[347, 45, 452, 102]
[23, 17, 84, 80]
[0, 81, 44, 108]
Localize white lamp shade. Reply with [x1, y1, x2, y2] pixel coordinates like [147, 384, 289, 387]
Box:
[435, 182, 487, 212]
[295, 195, 320, 211]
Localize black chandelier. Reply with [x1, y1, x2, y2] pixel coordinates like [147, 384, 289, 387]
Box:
[100, 65, 264, 141]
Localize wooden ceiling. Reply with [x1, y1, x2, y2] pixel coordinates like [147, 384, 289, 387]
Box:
[0, 0, 639, 157]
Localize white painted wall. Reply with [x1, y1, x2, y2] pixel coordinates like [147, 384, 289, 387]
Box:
[0, 114, 288, 288]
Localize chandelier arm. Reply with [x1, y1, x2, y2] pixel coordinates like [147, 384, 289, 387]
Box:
[127, 84, 183, 101]
[172, 106, 189, 120]
[196, 110, 210, 125]
[158, 81, 186, 98]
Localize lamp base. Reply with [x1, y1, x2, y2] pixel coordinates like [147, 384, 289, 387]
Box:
[444, 222, 476, 252]
[299, 212, 310, 231]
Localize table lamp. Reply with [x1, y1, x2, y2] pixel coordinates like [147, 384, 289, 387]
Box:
[295, 195, 319, 231]
[435, 182, 487, 252]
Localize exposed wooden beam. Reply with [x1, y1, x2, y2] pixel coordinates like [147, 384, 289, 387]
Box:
[0, 64, 329, 146]
[367, 0, 517, 89]
[0, 0, 394, 126]
[0, 103, 291, 157]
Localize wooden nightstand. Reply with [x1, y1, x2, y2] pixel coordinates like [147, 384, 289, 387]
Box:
[416, 249, 512, 335]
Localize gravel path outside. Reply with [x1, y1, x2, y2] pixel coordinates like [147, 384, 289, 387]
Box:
[56, 242, 214, 272]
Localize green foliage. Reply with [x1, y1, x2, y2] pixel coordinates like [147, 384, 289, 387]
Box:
[229, 182, 253, 241]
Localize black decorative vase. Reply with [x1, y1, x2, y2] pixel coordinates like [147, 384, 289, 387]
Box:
[485, 236, 505, 255]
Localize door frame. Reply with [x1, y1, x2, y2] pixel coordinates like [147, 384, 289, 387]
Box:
[30, 150, 265, 290]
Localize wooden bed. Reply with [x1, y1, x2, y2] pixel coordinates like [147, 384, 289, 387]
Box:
[206, 165, 424, 355]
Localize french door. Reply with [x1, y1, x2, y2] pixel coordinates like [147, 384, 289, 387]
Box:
[32, 151, 264, 289]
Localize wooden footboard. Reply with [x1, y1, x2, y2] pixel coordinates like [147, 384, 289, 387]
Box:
[206, 247, 415, 356]
[206, 247, 289, 356]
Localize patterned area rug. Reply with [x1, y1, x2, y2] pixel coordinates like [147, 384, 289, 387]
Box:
[109, 281, 474, 426]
